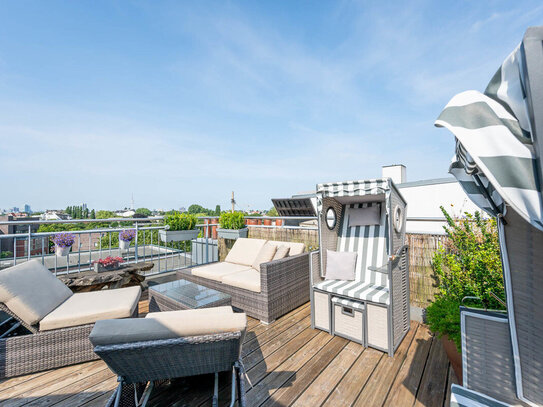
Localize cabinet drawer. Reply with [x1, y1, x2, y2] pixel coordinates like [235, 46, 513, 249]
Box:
[332, 297, 365, 344]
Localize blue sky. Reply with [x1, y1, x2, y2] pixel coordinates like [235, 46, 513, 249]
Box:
[1, 1, 542, 211]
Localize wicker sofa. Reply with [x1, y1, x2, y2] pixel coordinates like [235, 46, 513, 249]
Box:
[0, 259, 141, 378]
[177, 238, 310, 323]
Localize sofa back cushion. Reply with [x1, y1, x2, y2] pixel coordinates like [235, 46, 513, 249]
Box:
[268, 241, 305, 256]
[225, 238, 267, 267]
[273, 245, 290, 260]
[252, 242, 277, 270]
[0, 260, 73, 326]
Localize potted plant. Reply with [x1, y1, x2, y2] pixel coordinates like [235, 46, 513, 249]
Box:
[53, 232, 76, 257]
[93, 256, 124, 272]
[217, 212, 248, 239]
[159, 212, 199, 243]
[425, 207, 505, 383]
[119, 229, 136, 251]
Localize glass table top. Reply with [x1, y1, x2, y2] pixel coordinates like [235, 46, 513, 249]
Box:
[150, 279, 231, 309]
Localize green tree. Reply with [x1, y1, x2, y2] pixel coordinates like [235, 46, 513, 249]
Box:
[215, 205, 221, 216]
[135, 208, 152, 217]
[267, 207, 278, 217]
[90, 209, 96, 219]
[96, 210, 116, 219]
[188, 204, 207, 214]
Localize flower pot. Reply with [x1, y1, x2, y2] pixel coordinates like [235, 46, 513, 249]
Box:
[119, 240, 131, 251]
[275, 219, 283, 226]
[441, 335, 463, 383]
[263, 219, 272, 226]
[159, 229, 199, 243]
[55, 245, 71, 257]
[210, 218, 218, 239]
[217, 228, 249, 240]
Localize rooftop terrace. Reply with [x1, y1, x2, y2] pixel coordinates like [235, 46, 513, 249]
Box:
[0, 300, 457, 407]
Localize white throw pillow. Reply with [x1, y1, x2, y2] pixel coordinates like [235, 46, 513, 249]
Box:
[325, 250, 357, 281]
[252, 242, 277, 270]
[349, 205, 381, 227]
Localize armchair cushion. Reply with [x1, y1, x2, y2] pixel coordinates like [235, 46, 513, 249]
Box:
[0, 259, 73, 326]
[39, 286, 141, 331]
[252, 242, 277, 270]
[225, 238, 267, 267]
[89, 307, 247, 346]
[222, 269, 261, 293]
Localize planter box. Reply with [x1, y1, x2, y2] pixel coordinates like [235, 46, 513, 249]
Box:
[55, 245, 72, 257]
[94, 263, 121, 273]
[217, 228, 248, 240]
[159, 229, 199, 243]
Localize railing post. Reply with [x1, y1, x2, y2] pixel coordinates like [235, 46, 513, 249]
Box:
[27, 225, 31, 261]
[135, 222, 139, 263]
[13, 238, 16, 265]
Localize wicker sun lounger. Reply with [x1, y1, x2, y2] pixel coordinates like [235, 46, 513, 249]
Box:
[177, 238, 310, 323]
[90, 306, 247, 407]
[0, 259, 141, 378]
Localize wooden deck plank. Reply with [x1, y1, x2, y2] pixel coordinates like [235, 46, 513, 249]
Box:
[56, 373, 118, 407]
[322, 346, 383, 406]
[443, 365, 459, 407]
[413, 334, 450, 407]
[353, 322, 418, 407]
[245, 331, 334, 406]
[291, 341, 364, 406]
[383, 324, 434, 407]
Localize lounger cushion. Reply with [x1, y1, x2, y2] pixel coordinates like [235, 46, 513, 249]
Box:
[191, 262, 252, 282]
[221, 269, 261, 293]
[268, 241, 305, 256]
[273, 245, 290, 260]
[0, 260, 73, 326]
[39, 286, 141, 331]
[252, 242, 277, 270]
[314, 280, 390, 305]
[89, 307, 247, 346]
[225, 238, 267, 266]
[325, 250, 357, 281]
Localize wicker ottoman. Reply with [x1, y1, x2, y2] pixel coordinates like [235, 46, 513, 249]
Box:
[148, 279, 231, 312]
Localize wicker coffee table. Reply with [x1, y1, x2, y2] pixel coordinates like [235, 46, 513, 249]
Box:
[148, 279, 232, 312]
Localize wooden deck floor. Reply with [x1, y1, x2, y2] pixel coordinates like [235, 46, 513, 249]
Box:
[0, 301, 458, 406]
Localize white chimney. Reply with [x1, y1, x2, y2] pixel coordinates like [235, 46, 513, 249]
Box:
[382, 164, 406, 184]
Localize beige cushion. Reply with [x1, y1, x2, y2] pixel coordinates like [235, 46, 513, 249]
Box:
[0, 260, 73, 326]
[225, 238, 267, 266]
[39, 286, 141, 331]
[273, 245, 290, 260]
[221, 269, 261, 293]
[191, 262, 252, 282]
[325, 249, 357, 281]
[251, 242, 277, 270]
[267, 241, 305, 256]
[89, 308, 247, 346]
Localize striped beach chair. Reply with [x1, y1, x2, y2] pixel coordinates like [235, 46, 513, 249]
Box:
[310, 178, 410, 356]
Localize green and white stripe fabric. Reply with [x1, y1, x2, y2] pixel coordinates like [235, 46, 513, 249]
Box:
[450, 385, 511, 407]
[316, 179, 389, 213]
[435, 45, 543, 231]
[331, 296, 365, 310]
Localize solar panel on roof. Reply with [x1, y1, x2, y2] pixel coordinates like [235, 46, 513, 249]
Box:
[271, 198, 316, 217]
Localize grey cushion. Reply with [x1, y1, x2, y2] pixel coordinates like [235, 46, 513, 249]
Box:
[325, 250, 357, 281]
[0, 260, 73, 326]
[348, 205, 381, 227]
[89, 307, 247, 346]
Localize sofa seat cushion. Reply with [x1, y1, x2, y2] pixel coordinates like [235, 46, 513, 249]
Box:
[221, 269, 261, 293]
[89, 307, 247, 346]
[268, 241, 305, 256]
[0, 260, 73, 327]
[191, 262, 252, 282]
[314, 280, 389, 305]
[39, 286, 141, 331]
[225, 238, 267, 267]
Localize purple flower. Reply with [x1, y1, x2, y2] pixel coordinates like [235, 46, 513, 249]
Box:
[119, 229, 136, 242]
[53, 232, 76, 248]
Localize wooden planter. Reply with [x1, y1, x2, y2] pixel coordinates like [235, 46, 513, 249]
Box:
[441, 335, 462, 383]
[159, 229, 199, 243]
[217, 228, 248, 240]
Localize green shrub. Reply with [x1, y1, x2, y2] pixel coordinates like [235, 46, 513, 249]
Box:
[164, 212, 198, 231]
[426, 207, 505, 352]
[0, 251, 13, 258]
[219, 212, 245, 230]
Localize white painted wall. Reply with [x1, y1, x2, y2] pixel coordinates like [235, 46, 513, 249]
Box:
[398, 180, 482, 234]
